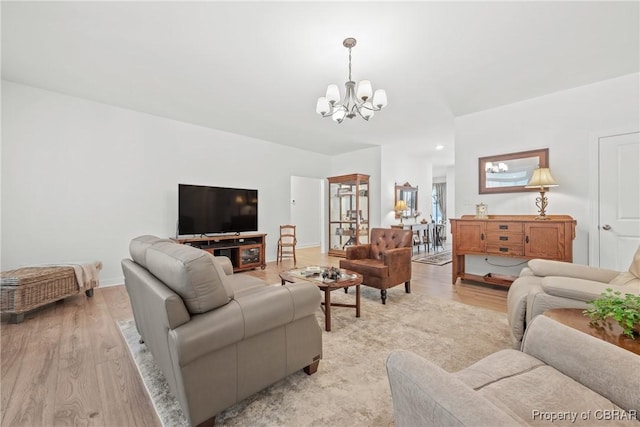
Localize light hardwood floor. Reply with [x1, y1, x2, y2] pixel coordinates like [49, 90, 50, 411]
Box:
[1, 246, 508, 427]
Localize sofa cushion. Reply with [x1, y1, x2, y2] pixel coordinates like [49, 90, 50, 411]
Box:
[129, 235, 173, 268]
[609, 271, 640, 288]
[226, 273, 268, 298]
[523, 315, 640, 413]
[474, 364, 630, 426]
[146, 242, 231, 314]
[456, 348, 634, 426]
[606, 246, 640, 290]
[628, 245, 640, 279]
[454, 349, 545, 390]
[340, 258, 388, 278]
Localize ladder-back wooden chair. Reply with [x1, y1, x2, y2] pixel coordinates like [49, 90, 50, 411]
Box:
[277, 225, 297, 265]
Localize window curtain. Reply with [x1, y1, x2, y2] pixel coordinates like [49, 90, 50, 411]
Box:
[433, 183, 447, 222]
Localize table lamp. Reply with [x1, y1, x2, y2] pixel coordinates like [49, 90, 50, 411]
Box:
[525, 167, 558, 220]
[394, 200, 408, 224]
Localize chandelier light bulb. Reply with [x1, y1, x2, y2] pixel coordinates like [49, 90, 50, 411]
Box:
[332, 106, 346, 123]
[325, 84, 340, 104]
[316, 97, 330, 115]
[373, 89, 387, 109]
[361, 103, 375, 120]
[316, 38, 387, 123]
[356, 80, 373, 101]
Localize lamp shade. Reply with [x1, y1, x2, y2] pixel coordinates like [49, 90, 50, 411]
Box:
[525, 168, 558, 188]
[326, 84, 340, 104]
[332, 106, 346, 123]
[361, 102, 375, 119]
[395, 200, 408, 211]
[316, 97, 330, 115]
[373, 89, 387, 108]
[356, 80, 373, 101]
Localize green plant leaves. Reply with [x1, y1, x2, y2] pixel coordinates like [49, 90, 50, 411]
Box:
[583, 288, 640, 339]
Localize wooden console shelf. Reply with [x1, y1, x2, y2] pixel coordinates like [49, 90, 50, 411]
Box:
[172, 233, 267, 272]
[450, 215, 576, 287]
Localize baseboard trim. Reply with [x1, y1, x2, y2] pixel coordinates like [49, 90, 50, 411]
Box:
[99, 277, 124, 287]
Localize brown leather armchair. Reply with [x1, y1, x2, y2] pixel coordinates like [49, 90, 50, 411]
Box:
[339, 228, 413, 304]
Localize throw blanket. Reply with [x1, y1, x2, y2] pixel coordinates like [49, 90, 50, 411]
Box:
[30, 261, 103, 290]
[69, 261, 103, 290]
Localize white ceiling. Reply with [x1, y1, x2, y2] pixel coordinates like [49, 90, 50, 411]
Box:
[2, 1, 639, 167]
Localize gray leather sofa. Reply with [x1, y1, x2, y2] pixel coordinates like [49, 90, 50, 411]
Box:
[507, 245, 640, 347]
[121, 236, 322, 427]
[387, 314, 640, 426]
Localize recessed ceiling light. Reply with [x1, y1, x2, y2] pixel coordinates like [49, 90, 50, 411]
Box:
[435, 145, 444, 150]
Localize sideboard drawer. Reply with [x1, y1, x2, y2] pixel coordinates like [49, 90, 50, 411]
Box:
[485, 233, 523, 245]
[486, 244, 524, 256]
[486, 222, 524, 233]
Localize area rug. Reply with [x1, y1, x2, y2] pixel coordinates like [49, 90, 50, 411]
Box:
[412, 249, 452, 266]
[118, 287, 510, 427]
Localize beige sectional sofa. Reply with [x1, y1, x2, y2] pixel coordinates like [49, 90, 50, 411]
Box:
[121, 235, 322, 427]
[386, 314, 639, 426]
[507, 246, 640, 347]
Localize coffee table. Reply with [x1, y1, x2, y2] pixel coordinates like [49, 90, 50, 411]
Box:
[280, 267, 362, 332]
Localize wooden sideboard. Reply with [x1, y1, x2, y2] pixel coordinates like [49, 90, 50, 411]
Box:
[449, 215, 576, 287]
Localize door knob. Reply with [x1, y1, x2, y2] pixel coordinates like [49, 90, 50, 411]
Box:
[602, 224, 612, 231]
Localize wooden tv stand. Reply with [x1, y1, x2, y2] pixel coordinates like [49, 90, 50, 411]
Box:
[172, 233, 267, 272]
[450, 215, 576, 287]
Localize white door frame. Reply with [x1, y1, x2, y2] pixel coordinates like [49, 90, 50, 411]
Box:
[588, 125, 640, 267]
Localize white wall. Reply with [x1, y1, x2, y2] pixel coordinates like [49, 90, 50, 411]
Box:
[380, 145, 433, 228]
[454, 73, 640, 273]
[1, 81, 331, 285]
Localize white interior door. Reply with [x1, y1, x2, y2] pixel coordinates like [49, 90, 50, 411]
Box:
[599, 131, 640, 270]
[290, 176, 323, 249]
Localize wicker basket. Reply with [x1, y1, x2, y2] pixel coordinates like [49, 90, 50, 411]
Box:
[1, 266, 82, 322]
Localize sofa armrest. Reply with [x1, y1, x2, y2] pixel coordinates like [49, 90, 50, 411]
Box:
[386, 350, 520, 426]
[528, 259, 619, 283]
[122, 259, 190, 331]
[382, 247, 412, 269]
[170, 282, 321, 366]
[506, 276, 542, 347]
[522, 315, 640, 412]
[382, 247, 411, 265]
[346, 244, 371, 260]
[214, 256, 234, 275]
[540, 276, 628, 302]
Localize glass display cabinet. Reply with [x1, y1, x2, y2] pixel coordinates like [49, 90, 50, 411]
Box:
[328, 173, 370, 257]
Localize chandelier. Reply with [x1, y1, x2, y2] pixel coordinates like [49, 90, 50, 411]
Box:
[315, 38, 388, 123]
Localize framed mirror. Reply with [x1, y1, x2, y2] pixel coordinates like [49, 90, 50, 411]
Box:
[479, 148, 549, 194]
[395, 182, 418, 218]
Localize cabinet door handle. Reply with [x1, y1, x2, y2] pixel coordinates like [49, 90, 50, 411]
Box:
[481, 233, 485, 240]
[525, 236, 529, 243]
[499, 236, 508, 241]
[499, 225, 508, 230]
[499, 247, 509, 252]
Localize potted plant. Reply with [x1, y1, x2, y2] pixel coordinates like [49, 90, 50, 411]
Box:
[583, 288, 640, 339]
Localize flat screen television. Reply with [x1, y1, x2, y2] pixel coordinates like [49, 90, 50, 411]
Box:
[178, 184, 258, 235]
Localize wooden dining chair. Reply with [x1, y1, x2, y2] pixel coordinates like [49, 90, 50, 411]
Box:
[277, 225, 297, 265]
